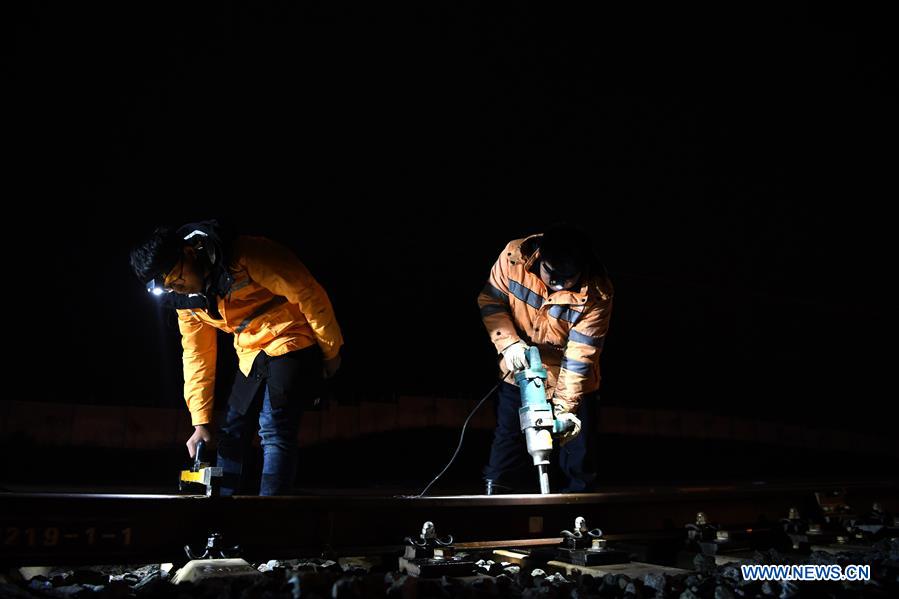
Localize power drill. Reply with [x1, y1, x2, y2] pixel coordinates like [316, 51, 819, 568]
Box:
[515, 345, 575, 494]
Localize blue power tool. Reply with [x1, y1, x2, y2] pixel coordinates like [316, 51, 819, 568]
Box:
[515, 346, 575, 494]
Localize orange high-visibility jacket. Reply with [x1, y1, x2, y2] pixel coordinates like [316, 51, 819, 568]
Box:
[477, 234, 613, 412]
[177, 236, 343, 425]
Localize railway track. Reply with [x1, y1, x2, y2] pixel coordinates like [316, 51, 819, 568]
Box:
[2, 479, 896, 566]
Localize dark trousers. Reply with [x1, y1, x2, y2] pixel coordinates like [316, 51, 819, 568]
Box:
[217, 385, 302, 496]
[483, 382, 597, 493]
[216, 346, 323, 496]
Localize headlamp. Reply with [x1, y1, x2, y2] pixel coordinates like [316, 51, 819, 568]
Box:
[146, 276, 171, 296]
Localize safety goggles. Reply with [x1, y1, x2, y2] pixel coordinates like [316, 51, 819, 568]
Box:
[540, 260, 580, 291]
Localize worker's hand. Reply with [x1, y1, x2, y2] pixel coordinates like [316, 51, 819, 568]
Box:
[186, 425, 212, 459]
[323, 354, 341, 379]
[501, 341, 530, 372]
[553, 404, 582, 446]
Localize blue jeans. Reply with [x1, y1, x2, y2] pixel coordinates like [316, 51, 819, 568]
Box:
[484, 382, 597, 493]
[217, 385, 302, 496]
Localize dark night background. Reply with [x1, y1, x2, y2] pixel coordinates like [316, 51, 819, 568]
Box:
[3, 3, 895, 490]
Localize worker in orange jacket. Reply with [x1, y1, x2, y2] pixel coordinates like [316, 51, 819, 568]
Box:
[478, 224, 613, 494]
[130, 221, 343, 495]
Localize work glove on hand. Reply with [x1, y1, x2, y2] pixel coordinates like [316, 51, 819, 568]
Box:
[501, 341, 530, 372]
[553, 404, 582, 446]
